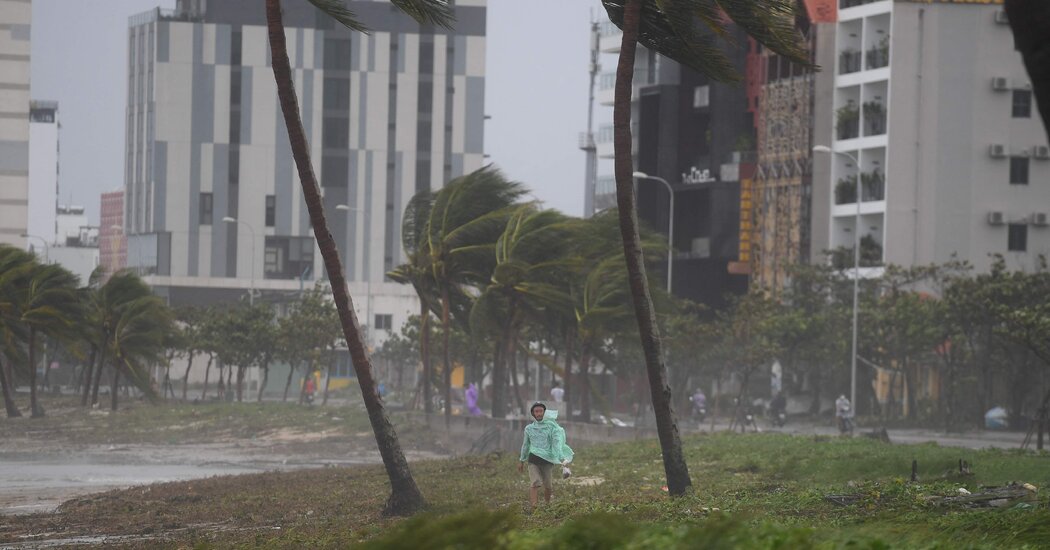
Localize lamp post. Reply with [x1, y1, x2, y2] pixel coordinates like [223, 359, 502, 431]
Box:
[632, 172, 675, 294]
[813, 145, 861, 413]
[222, 216, 256, 305]
[20, 233, 49, 263]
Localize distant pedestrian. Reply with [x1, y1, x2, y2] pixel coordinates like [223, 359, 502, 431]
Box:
[304, 376, 316, 405]
[550, 381, 564, 404]
[465, 383, 482, 416]
[518, 402, 574, 508]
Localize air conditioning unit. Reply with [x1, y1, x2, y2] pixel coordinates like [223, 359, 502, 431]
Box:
[991, 77, 1010, 91]
[1034, 146, 1050, 160]
[994, 10, 1009, 24]
[1032, 213, 1049, 227]
[989, 144, 1007, 158]
[988, 212, 1006, 226]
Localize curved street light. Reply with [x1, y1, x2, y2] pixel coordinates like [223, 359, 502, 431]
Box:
[813, 144, 862, 414]
[20, 233, 49, 263]
[632, 171, 674, 294]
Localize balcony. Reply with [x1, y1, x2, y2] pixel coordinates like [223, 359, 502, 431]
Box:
[839, 50, 862, 75]
[840, 0, 884, 8]
[862, 102, 886, 136]
[865, 38, 890, 70]
[836, 103, 860, 140]
[834, 170, 884, 205]
[830, 235, 884, 269]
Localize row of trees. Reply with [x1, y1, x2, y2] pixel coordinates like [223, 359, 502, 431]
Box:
[0, 245, 174, 417]
[163, 287, 341, 405]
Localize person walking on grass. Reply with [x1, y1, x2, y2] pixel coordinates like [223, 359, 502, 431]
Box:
[518, 402, 574, 508]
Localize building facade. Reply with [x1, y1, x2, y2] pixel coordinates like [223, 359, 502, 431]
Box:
[100, 190, 127, 277]
[27, 100, 58, 246]
[124, 0, 487, 344]
[817, 0, 1049, 274]
[0, 0, 31, 247]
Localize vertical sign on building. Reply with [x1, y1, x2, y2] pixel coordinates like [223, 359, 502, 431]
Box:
[728, 177, 753, 275]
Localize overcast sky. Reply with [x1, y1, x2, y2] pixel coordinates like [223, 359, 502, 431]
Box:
[30, 0, 600, 224]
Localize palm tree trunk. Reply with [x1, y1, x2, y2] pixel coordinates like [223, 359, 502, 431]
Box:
[79, 346, 96, 405]
[508, 331, 526, 415]
[613, 0, 691, 496]
[283, 361, 298, 402]
[421, 303, 432, 413]
[110, 360, 121, 412]
[492, 319, 513, 419]
[563, 328, 573, 420]
[441, 287, 452, 425]
[226, 366, 233, 401]
[40, 338, 51, 394]
[90, 339, 108, 407]
[182, 354, 195, 401]
[579, 342, 592, 423]
[201, 355, 213, 401]
[29, 327, 43, 417]
[0, 357, 22, 418]
[266, 0, 424, 515]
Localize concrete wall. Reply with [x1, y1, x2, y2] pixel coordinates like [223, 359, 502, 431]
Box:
[0, 0, 31, 247]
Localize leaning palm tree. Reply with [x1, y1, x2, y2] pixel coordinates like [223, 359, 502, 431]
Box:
[0, 245, 35, 417]
[389, 190, 439, 413]
[601, 0, 810, 496]
[14, 262, 82, 417]
[265, 0, 455, 515]
[109, 294, 172, 411]
[84, 271, 155, 408]
[427, 167, 526, 422]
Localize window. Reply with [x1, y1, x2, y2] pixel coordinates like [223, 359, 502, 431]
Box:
[322, 116, 349, 148]
[199, 192, 213, 225]
[1012, 90, 1032, 118]
[1010, 156, 1029, 185]
[374, 314, 392, 331]
[1008, 223, 1028, 252]
[265, 195, 275, 227]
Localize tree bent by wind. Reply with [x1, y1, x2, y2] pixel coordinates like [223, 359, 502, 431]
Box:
[601, 0, 811, 496]
[265, 0, 455, 516]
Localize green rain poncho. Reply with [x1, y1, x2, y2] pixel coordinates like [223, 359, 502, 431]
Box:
[519, 409, 574, 464]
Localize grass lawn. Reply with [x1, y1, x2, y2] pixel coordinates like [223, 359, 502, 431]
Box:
[3, 410, 1048, 549]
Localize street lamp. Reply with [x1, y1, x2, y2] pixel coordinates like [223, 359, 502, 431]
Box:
[632, 172, 674, 294]
[813, 144, 861, 413]
[20, 233, 49, 263]
[222, 216, 256, 305]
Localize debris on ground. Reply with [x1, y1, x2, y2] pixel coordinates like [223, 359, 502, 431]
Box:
[931, 483, 1039, 509]
[823, 493, 865, 507]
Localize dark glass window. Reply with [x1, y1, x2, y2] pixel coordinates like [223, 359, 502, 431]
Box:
[1008, 223, 1027, 252]
[321, 155, 348, 188]
[265, 195, 275, 227]
[374, 314, 392, 331]
[323, 117, 349, 148]
[323, 77, 350, 110]
[199, 192, 213, 225]
[323, 38, 352, 69]
[1012, 90, 1032, 118]
[1010, 156, 1029, 185]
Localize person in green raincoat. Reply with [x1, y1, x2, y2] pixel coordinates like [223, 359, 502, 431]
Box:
[517, 402, 574, 507]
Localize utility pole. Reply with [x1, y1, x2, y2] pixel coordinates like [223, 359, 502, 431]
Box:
[580, 18, 600, 218]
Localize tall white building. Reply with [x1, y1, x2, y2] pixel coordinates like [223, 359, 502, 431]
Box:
[818, 0, 1049, 274]
[27, 100, 58, 245]
[123, 1, 486, 343]
[0, 0, 31, 247]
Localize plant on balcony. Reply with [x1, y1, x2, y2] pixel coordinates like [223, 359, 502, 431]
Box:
[862, 101, 886, 136]
[839, 48, 862, 74]
[836, 102, 860, 140]
[830, 234, 883, 269]
[861, 169, 884, 201]
[866, 35, 890, 69]
[835, 176, 858, 204]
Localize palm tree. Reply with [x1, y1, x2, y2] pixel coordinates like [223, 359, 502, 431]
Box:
[265, 0, 454, 515]
[14, 262, 81, 417]
[0, 245, 35, 417]
[601, 0, 809, 496]
[388, 190, 438, 413]
[471, 204, 577, 418]
[426, 167, 526, 422]
[109, 294, 173, 411]
[84, 271, 155, 408]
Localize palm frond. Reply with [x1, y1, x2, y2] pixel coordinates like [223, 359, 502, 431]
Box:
[713, 0, 809, 64]
[305, 0, 370, 33]
[389, 0, 455, 29]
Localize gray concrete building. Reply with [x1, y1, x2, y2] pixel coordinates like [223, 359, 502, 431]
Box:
[816, 0, 1049, 274]
[0, 0, 31, 247]
[124, 0, 486, 343]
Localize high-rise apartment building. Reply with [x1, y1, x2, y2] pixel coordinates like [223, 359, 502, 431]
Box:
[815, 0, 1049, 274]
[0, 0, 31, 247]
[27, 100, 58, 245]
[123, 0, 486, 339]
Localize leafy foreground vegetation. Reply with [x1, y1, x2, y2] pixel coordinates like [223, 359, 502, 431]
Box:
[4, 432, 1048, 549]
